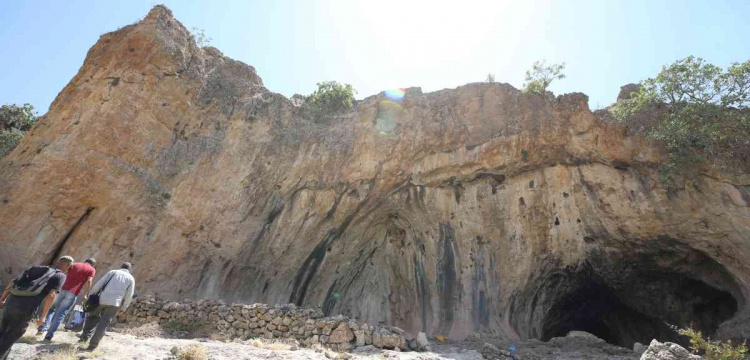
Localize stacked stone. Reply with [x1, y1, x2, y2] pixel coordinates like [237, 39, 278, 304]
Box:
[120, 297, 415, 352]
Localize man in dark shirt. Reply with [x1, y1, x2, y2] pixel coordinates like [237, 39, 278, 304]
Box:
[0, 256, 70, 360]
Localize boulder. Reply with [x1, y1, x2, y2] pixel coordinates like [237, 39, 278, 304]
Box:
[617, 83, 642, 101]
[640, 339, 702, 360]
[372, 329, 408, 350]
[328, 323, 355, 344]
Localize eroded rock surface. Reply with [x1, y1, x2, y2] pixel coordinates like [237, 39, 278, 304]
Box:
[1, 5, 749, 348]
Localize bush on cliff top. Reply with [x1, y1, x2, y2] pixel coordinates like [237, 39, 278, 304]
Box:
[305, 81, 356, 121]
[613, 56, 750, 182]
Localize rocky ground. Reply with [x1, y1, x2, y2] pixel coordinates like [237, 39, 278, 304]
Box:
[9, 326, 483, 360]
[9, 326, 664, 360]
[480, 331, 642, 360]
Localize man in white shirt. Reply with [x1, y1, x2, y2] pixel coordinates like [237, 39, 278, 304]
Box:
[79, 262, 135, 351]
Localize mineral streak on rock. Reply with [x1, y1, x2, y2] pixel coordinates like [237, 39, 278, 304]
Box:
[2, 5, 750, 347]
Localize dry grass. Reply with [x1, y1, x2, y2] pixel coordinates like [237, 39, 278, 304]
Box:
[17, 334, 38, 344]
[207, 332, 232, 342]
[113, 322, 167, 338]
[33, 344, 77, 360]
[172, 344, 209, 360]
[114, 319, 217, 340]
[310, 344, 349, 359]
[246, 337, 302, 351]
[247, 338, 295, 351]
[163, 319, 215, 339]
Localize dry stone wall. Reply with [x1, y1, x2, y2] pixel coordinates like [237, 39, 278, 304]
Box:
[119, 297, 415, 352]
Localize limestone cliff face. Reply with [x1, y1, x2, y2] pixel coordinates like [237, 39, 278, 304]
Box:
[1, 6, 749, 347]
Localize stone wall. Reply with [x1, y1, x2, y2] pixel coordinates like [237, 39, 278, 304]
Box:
[119, 297, 418, 352]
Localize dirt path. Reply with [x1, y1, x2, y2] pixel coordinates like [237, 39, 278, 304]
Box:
[9, 328, 483, 360]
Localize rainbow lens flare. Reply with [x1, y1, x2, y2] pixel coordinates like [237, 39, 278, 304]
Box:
[384, 89, 405, 101]
[376, 99, 401, 136]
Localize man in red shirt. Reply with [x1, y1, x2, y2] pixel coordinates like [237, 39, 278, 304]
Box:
[37, 258, 96, 341]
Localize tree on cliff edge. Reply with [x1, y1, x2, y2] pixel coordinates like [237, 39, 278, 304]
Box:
[305, 81, 356, 122]
[0, 103, 37, 158]
[523, 60, 566, 94]
[613, 56, 750, 182]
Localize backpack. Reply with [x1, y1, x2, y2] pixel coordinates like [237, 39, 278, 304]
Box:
[10, 265, 58, 297]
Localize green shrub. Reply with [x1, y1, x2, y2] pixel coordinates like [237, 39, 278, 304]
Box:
[190, 27, 212, 47]
[0, 103, 36, 131]
[678, 327, 748, 360]
[305, 81, 356, 120]
[613, 56, 750, 182]
[522, 60, 565, 94]
[0, 103, 37, 158]
[0, 128, 24, 158]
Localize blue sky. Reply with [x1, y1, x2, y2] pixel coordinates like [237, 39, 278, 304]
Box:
[1, 0, 748, 114]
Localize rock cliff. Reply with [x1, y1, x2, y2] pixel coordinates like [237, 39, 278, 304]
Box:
[1, 6, 749, 348]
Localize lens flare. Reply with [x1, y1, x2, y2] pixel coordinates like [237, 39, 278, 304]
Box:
[384, 89, 405, 101]
[376, 99, 402, 136]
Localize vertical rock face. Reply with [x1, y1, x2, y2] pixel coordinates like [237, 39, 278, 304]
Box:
[1, 6, 749, 347]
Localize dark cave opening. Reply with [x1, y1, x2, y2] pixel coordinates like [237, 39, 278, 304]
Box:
[539, 273, 738, 349]
[509, 238, 746, 350]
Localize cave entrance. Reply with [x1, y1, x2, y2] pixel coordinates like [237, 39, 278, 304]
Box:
[539, 276, 737, 348]
[513, 240, 743, 350]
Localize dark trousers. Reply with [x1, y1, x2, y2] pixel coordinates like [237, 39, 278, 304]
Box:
[80, 305, 118, 349]
[0, 296, 39, 360]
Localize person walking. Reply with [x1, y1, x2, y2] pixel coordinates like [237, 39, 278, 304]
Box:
[79, 262, 135, 351]
[0, 256, 71, 360]
[37, 258, 96, 340]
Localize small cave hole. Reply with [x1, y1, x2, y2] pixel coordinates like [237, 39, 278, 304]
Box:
[554, 217, 560, 226]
